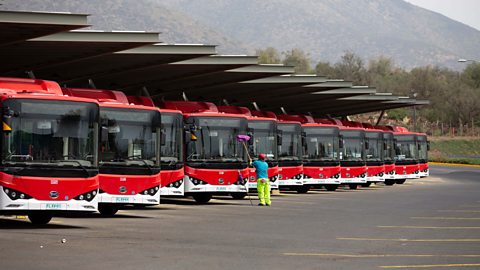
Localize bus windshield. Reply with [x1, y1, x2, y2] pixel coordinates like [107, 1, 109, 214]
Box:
[187, 116, 247, 162]
[161, 112, 183, 163]
[340, 130, 365, 161]
[395, 134, 417, 161]
[277, 123, 302, 161]
[366, 131, 383, 161]
[2, 98, 98, 167]
[249, 120, 277, 160]
[303, 126, 339, 161]
[99, 107, 161, 167]
[383, 132, 395, 162]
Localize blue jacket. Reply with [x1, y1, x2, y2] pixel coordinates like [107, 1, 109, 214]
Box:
[252, 160, 269, 179]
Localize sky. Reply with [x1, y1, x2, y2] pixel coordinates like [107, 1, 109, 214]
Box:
[405, 0, 480, 30]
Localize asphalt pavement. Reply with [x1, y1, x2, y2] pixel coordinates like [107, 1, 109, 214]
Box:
[1, 164, 480, 270]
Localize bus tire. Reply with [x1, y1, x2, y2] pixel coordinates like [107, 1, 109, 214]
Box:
[396, 179, 406, 185]
[324, 184, 338, 191]
[98, 204, 119, 216]
[28, 212, 53, 225]
[231, 192, 247, 199]
[296, 186, 310, 194]
[385, 179, 396, 186]
[193, 193, 212, 204]
[361, 182, 372, 187]
[349, 184, 358, 190]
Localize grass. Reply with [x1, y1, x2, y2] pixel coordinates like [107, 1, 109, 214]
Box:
[429, 138, 480, 165]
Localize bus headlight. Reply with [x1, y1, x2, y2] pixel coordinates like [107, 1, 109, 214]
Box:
[74, 190, 97, 202]
[3, 187, 32, 201]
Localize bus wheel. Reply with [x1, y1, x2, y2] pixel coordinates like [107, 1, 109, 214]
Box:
[385, 179, 396, 186]
[193, 193, 212, 204]
[231, 192, 247, 199]
[324, 184, 339, 191]
[28, 212, 53, 225]
[349, 184, 358, 190]
[396, 179, 406, 185]
[98, 204, 119, 216]
[296, 186, 310, 194]
[361, 182, 372, 187]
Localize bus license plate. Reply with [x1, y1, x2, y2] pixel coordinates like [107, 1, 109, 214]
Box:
[115, 197, 130, 203]
[45, 203, 62, 209]
[216, 187, 227, 191]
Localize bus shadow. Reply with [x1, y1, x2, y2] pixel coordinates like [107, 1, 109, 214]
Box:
[57, 212, 153, 219]
[0, 218, 86, 229]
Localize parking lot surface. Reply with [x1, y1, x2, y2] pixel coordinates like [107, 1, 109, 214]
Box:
[1, 164, 480, 270]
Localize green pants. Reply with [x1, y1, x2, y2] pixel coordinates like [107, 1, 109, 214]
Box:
[257, 178, 271, 205]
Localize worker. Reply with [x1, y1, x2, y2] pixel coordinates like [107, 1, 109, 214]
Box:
[251, 153, 270, 206]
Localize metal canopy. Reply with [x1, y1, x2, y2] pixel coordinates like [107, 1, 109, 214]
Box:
[0, 31, 160, 77]
[73, 55, 260, 93]
[257, 87, 377, 111]
[34, 44, 217, 84]
[232, 80, 355, 106]
[319, 99, 430, 117]
[0, 10, 89, 46]
[160, 64, 297, 100]
[187, 75, 330, 104]
[292, 95, 429, 117]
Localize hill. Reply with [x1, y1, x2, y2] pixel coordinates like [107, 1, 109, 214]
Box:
[158, 0, 480, 69]
[0, 0, 251, 54]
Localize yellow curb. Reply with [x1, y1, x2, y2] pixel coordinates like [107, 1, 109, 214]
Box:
[430, 162, 480, 168]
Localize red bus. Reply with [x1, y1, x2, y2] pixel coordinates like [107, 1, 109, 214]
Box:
[127, 96, 185, 197]
[417, 133, 429, 177]
[218, 106, 279, 195]
[63, 88, 161, 216]
[0, 77, 100, 224]
[382, 130, 397, 185]
[278, 115, 341, 193]
[338, 125, 368, 189]
[377, 126, 420, 184]
[160, 101, 249, 203]
[275, 119, 304, 190]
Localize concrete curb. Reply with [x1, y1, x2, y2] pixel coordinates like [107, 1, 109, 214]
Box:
[430, 162, 480, 168]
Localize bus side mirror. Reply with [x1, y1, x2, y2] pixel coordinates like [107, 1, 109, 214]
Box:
[427, 141, 430, 151]
[301, 131, 307, 147]
[185, 130, 197, 143]
[101, 126, 109, 142]
[383, 141, 387, 149]
[277, 130, 283, 146]
[160, 130, 166, 146]
[247, 128, 254, 145]
[418, 143, 421, 151]
[365, 138, 370, 150]
[338, 135, 344, 148]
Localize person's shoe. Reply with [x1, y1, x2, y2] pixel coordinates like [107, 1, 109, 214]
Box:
[266, 203, 271, 206]
[258, 203, 265, 206]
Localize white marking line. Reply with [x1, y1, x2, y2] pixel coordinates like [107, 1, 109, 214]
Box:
[337, 237, 480, 242]
[283, 253, 480, 258]
[438, 210, 480, 213]
[377, 226, 480, 230]
[380, 263, 480, 269]
[411, 217, 480, 220]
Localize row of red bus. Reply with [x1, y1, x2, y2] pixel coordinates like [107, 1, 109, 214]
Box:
[0, 77, 429, 224]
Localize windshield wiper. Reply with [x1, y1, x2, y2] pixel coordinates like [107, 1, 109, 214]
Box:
[127, 155, 154, 174]
[57, 160, 91, 177]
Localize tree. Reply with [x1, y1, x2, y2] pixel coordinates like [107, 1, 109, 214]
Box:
[315, 61, 335, 78]
[462, 62, 480, 88]
[256, 47, 281, 64]
[334, 51, 367, 84]
[282, 48, 313, 74]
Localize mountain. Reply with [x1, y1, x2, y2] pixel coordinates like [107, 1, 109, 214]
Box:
[157, 0, 480, 69]
[2, 0, 479, 69]
[0, 0, 251, 54]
